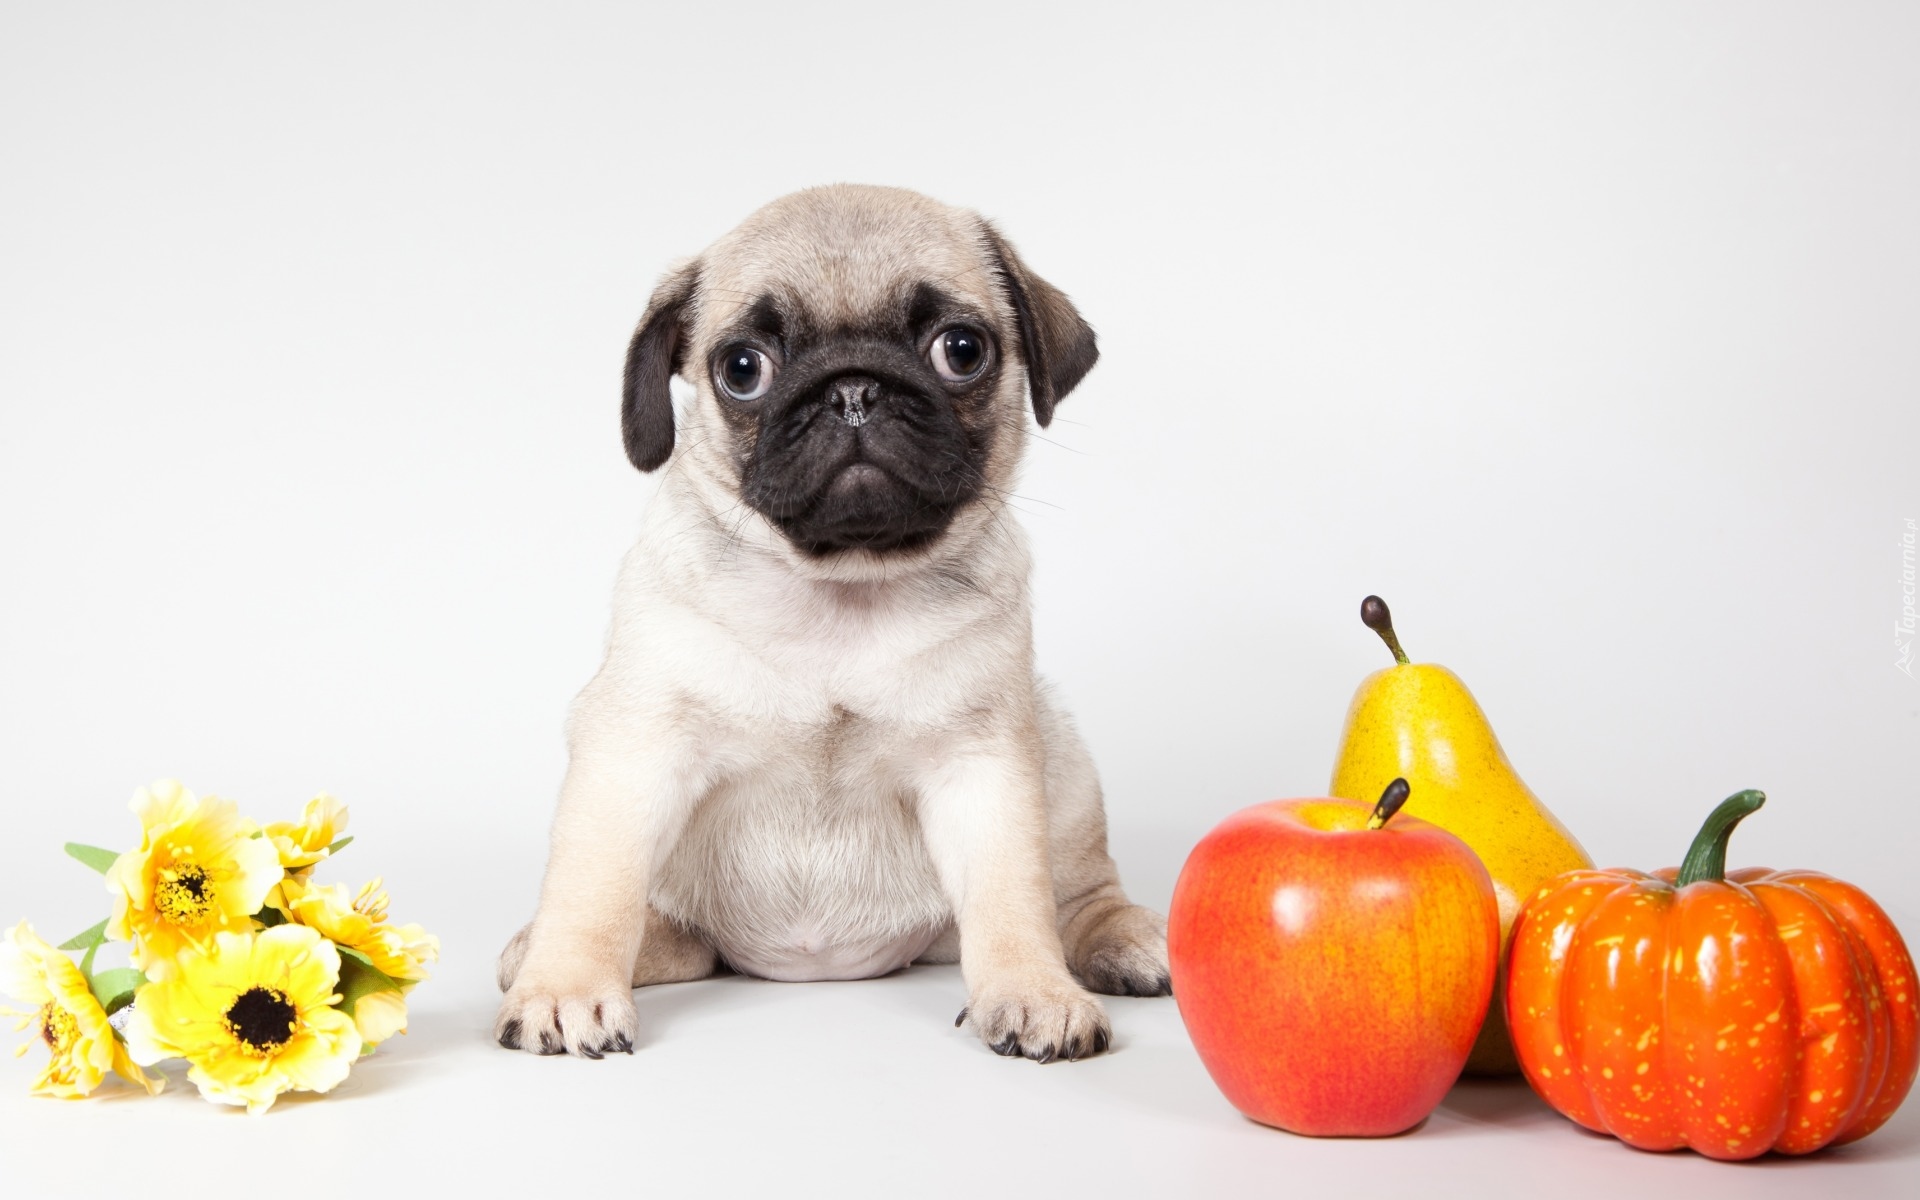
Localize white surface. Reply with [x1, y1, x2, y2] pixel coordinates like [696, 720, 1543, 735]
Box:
[2, 2, 1916, 1197]
[2, 966, 1917, 1199]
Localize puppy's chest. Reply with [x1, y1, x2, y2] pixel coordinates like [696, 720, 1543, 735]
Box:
[687, 579, 1010, 725]
[674, 711, 930, 883]
[651, 714, 950, 980]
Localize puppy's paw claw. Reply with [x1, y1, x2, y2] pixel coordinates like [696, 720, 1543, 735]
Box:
[963, 978, 1110, 1063]
[495, 977, 639, 1059]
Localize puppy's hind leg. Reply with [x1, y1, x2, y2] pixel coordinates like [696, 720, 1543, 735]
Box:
[498, 922, 534, 992]
[1059, 883, 1171, 998]
[1038, 685, 1172, 998]
[630, 911, 719, 987]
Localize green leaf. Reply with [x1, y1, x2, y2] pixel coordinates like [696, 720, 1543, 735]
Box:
[58, 918, 112, 979]
[333, 952, 402, 1018]
[57, 918, 108, 952]
[88, 968, 145, 1016]
[334, 943, 377, 969]
[254, 905, 287, 928]
[324, 835, 353, 856]
[64, 843, 119, 874]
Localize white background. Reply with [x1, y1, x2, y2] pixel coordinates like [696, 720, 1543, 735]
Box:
[2, 2, 1916, 1196]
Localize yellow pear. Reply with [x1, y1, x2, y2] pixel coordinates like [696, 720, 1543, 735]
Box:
[1329, 595, 1592, 1075]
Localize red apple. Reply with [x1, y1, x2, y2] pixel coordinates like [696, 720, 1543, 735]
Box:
[1168, 780, 1499, 1136]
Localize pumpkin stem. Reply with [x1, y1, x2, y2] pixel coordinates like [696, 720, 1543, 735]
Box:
[1675, 790, 1767, 886]
[1361, 596, 1410, 666]
[1366, 778, 1412, 830]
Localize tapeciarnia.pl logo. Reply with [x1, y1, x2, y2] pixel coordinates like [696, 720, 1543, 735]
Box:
[1899, 518, 1916, 678]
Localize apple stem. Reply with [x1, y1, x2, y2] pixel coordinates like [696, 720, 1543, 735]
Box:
[1366, 778, 1412, 830]
[1361, 595, 1410, 666]
[1675, 790, 1766, 887]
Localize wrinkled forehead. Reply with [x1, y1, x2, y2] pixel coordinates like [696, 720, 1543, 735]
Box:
[691, 188, 1007, 343]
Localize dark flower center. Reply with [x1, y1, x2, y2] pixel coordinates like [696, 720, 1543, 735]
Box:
[155, 863, 214, 923]
[41, 1003, 79, 1051]
[225, 986, 297, 1053]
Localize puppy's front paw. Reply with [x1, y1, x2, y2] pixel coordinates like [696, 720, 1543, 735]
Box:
[958, 975, 1111, 1063]
[495, 973, 638, 1059]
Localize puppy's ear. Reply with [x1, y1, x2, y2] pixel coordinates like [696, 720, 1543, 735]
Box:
[980, 223, 1098, 427]
[622, 262, 700, 472]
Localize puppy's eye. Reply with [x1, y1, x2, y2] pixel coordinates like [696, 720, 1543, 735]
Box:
[715, 345, 775, 401]
[929, 328, 987, 382]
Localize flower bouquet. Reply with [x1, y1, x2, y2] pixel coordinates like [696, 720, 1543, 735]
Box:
[3, 780, 438, 1113]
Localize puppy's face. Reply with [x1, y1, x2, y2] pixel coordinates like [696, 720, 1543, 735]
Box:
[714, 277, 1002, 556]
[622, 186, 1097, 568]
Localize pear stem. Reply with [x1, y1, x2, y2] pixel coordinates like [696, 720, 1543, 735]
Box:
[1675, 790, 1767, 887]
[1361, 596, 1410, 666]
[1366, 778, 1412, 830]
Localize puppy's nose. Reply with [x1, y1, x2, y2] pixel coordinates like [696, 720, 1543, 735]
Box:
[827, 376, 878, 427]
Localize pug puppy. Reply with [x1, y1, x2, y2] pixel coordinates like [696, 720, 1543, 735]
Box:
[495, 184, 1168, 1062]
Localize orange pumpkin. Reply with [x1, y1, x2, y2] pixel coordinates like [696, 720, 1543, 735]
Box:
[1506, 790, 1917, 1160]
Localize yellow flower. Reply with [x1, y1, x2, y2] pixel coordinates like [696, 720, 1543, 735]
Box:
[124, 924, 361, 1114]
[277, 876, 438, 1048]
[262, 793, 348, 874]
[280, 877, 439, 984]
[348, 988, 410, 1046]
[105, 780, 282, 970]
[0, 921, 160, 1098]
